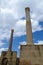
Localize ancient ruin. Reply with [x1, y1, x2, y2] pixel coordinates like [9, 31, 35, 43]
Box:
[0, 7, 43, 65]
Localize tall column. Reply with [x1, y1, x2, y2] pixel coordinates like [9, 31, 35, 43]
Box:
[8, 29, 14, 51]
[25, 7, 33, 45]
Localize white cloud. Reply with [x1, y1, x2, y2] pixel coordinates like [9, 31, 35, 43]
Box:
[35, 41, 43, 45]
[0, 17, 43, 41]
[1, 8, 13, 14]
[31, 19, 43, 32]
[20, 41, 26, 45]
[1, 0, 43, 20]
[14, 18, 43, 36]
[0, 29, 10, 40]
[0, 0, 43, 41]
[14, 19, 26, 36]
[0, 0, 43, 36]
[0, 41, 5, 47]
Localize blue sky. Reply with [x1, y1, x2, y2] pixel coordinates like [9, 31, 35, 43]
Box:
[0, 0, 43, 57]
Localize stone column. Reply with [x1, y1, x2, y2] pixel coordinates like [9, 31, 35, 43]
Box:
[25, 7, 33, 45]
[8, 29, 14, 51]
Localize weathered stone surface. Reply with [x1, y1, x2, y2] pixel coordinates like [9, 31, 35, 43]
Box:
[19, 45, 43, 65]
[1, 51, 17, 65]
[25, 7, 33, 44]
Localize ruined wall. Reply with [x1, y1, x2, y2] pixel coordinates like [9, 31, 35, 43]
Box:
[0, 57, 1, 65]
[12, 51, 17, 65]
[19, 45, 43, 65]
[1, 51, 17, 65]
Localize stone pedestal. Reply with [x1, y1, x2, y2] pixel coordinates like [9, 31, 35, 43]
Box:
[19, 45, 43, 65]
